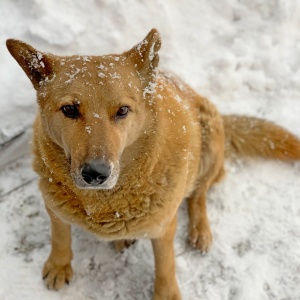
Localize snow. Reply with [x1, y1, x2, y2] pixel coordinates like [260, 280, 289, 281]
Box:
[1, 0, 300, 299]
[85, 126, 92, 135]
[98, 72, 106, 78]
[93, 113, 100, 119]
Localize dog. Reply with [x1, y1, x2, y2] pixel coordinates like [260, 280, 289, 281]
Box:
[6, 29, 300, 299]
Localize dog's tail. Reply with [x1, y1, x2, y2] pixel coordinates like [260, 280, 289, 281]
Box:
[222, 115, 300, 160]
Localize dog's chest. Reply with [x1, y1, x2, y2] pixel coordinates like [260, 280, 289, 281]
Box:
[46, 177, 172, 240]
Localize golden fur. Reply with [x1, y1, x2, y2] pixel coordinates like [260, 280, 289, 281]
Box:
[7, 29, 300, 299]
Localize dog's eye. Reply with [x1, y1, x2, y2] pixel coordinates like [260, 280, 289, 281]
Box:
[61, 105, 79, 119]
[115, 106, 129, 119]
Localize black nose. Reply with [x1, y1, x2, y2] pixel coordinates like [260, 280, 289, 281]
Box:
[81, 161, 111, 185]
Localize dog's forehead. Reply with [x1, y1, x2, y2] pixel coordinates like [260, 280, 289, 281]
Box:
[41, 53, 142, 105]
[51, 54, 140, 91]
[57, 54, 132, 80]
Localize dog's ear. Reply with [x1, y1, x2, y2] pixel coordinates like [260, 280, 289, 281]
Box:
[126, 29, 161, 81]
[6, 39, 54, 90]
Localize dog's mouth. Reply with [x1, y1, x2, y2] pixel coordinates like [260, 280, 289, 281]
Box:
[71, 160, 120, 190]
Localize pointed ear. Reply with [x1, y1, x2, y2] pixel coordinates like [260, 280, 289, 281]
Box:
[6, 39, 54, 90]
[126, 29, 161, 81]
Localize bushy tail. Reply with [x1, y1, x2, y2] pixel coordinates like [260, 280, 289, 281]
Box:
[222, 115, 300, 160]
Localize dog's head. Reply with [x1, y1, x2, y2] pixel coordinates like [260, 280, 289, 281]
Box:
[7, 29, 161, 190]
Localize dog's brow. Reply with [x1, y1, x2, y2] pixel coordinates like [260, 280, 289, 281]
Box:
[114, 97, 136, 108]
[57, 95, 78, 106]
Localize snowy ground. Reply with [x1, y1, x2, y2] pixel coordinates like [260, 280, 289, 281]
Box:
[1, 0, 300, 299]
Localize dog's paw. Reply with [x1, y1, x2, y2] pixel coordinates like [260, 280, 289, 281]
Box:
[188, 223, 213, 254]
[42, 260, 73, 290]
[114, 239, 136, 252]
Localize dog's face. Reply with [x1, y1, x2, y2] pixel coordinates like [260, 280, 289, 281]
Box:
[7, 29, 161, 190]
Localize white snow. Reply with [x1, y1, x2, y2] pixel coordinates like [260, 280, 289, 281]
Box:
[85, 126, 92, 135]
[109, 72, 121, 79]
[65, 68, 81, 84]
[93, 113, 100, 119]
[1, 1, 300, 300]
[98, 72, 106, 78]
[143, 81, 157, 99]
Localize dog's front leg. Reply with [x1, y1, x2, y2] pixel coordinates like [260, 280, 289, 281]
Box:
[43, 207, 73, 290]
[151, 216, 181, 300]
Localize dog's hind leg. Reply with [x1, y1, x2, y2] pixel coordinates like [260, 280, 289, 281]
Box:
[42, 207, 73, 290]
[187, 186, 212, 253]
[187, 166, 225, 253]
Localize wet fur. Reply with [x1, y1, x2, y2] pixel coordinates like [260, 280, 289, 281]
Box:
[6, 29, 300, 299]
